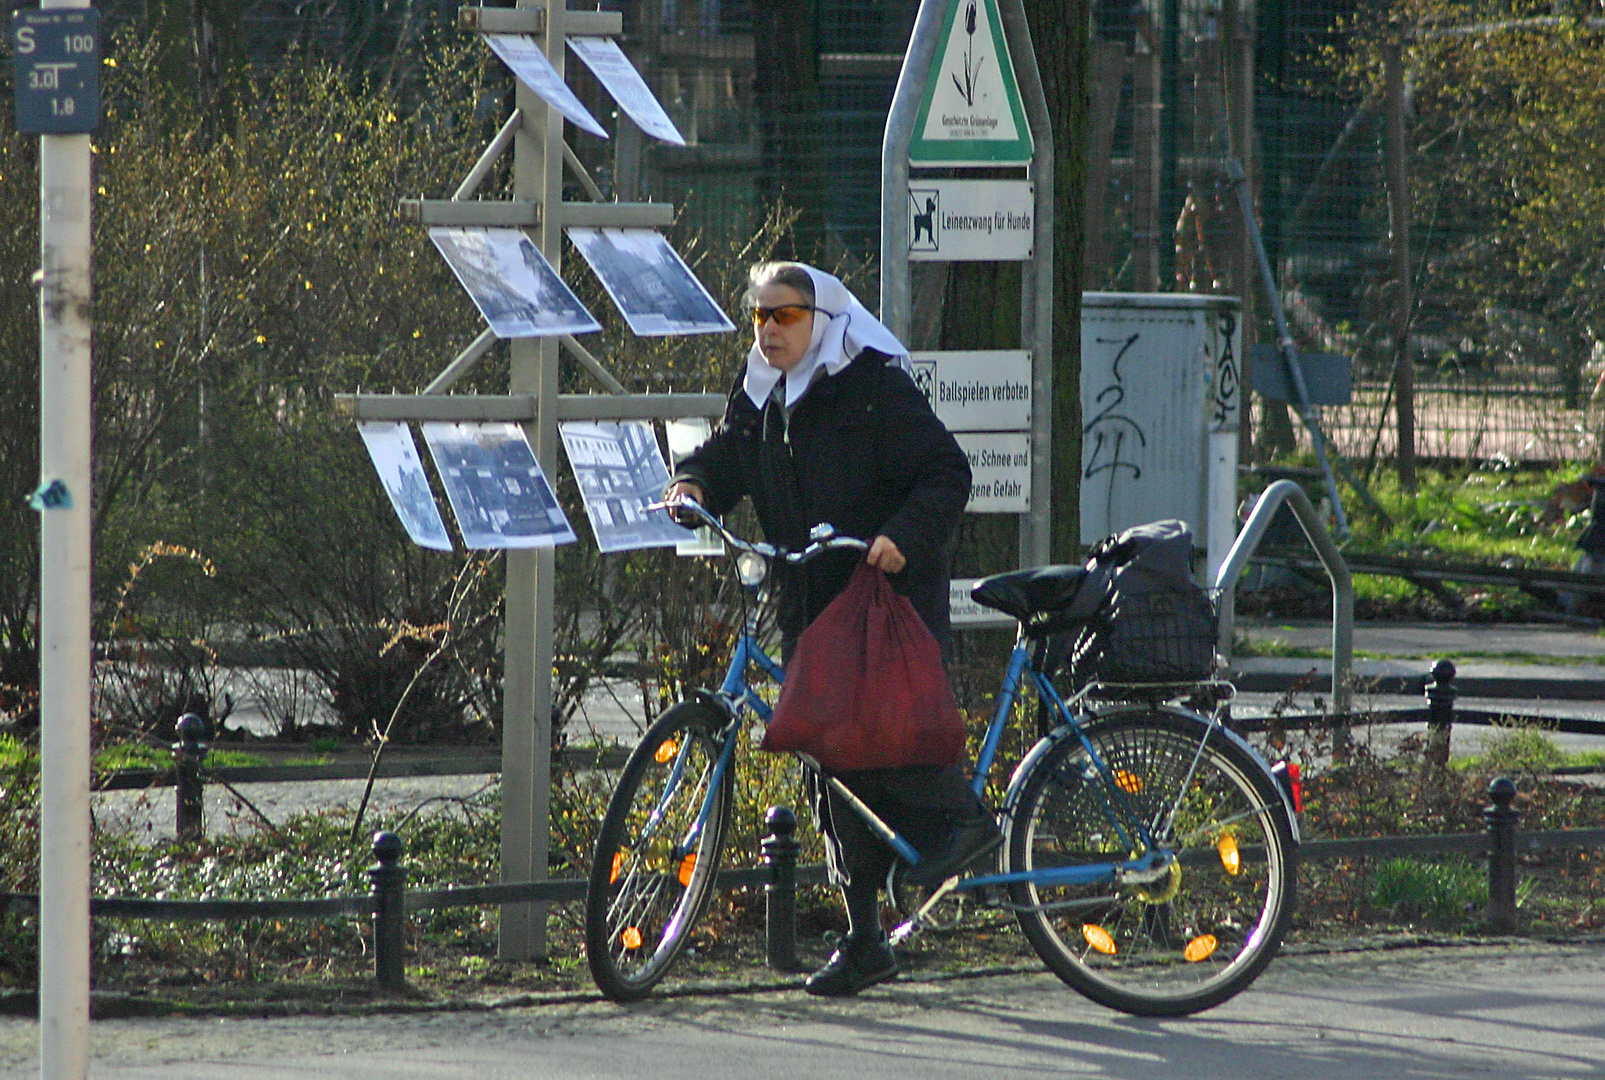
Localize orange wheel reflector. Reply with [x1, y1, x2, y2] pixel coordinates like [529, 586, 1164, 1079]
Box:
[654, 739, 679, 764]
[610, 851, 625, 884]
[621, 926, 643, 950]
[1217, 833, 1242, 876]
[677, 852, 697, 887]
[1114, 769, 1144, 795]
[1185, 934, 1219, 962]
[1082, 924, 1117, 955]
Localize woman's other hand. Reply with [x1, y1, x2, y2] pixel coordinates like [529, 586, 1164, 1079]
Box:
[866, 535, 906, 574]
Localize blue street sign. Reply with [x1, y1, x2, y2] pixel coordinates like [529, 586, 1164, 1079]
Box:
[12, 7, 100, 135]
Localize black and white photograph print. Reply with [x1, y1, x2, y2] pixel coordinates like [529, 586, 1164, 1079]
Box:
[428, 226, 601, 339]
[566, 227, 736, 337]
[485, 33, 607, 138]
[559, 420, 695, 553]
[420, 422, 577, 550]
[567, 36, 686, 145]
[357, 421, 453, 551]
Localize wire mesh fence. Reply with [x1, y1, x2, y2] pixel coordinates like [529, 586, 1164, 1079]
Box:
[76, 0, 1605, 467]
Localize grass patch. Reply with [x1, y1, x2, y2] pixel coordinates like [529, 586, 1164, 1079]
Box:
[1451, 722, 1605, 775]
[91, 744, 272, 772]
[1245, 459, 1602, 619]
[1370, 857, 1488, 923]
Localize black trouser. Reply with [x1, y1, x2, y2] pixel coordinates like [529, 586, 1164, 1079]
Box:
[813, 764, 980, 888]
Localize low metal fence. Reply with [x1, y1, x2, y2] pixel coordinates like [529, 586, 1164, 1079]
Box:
[7, 779, 1605, 992]
[8, 660, 1602, 993]
[1, 807, 821, 991]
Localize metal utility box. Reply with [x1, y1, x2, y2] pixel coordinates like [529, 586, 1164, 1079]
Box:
[1080, 292, 1241, 580]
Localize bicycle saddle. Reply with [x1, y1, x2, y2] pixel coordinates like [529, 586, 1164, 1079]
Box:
[970, 564, 1112, 635]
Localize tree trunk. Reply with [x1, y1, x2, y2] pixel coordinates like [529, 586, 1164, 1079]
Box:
[1384, 42, 1417, 492]
[1023, 0, 1089, 562]
[753, 3, 826, 263]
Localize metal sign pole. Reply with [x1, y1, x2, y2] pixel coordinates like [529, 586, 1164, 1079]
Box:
[33, 0, 94, 1074]
[879, 0, 947, 340]
[997, 0, 1053, 568]
[882, 0, 1054, 572]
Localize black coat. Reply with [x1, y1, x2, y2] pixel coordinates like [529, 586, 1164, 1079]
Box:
[675, 348, 971, 648]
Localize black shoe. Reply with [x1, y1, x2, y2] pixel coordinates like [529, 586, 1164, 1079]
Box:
[907, 817, 1003, 887]
[804, 936, 898, 997]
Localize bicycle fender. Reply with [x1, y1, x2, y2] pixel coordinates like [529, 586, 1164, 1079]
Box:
[1001, 729, 1072, 820]
[1146, 704, 1302, 845]
[1003, 707, 1300, 845]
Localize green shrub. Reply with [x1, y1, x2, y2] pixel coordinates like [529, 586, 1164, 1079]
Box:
[1370, 857, 1487, 924]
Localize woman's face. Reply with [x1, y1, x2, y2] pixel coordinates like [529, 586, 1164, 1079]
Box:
[753, 282, 814, 373]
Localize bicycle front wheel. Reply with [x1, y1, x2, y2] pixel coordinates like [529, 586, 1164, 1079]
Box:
[1007, 708, 1296, 1016]
[585, 701, 734, 1001]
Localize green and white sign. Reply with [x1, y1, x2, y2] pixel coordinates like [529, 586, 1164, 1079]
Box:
[908, 0, 1033, 165]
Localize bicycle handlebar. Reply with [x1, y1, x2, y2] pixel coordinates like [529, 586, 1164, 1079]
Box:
[647, 498, 868, 564]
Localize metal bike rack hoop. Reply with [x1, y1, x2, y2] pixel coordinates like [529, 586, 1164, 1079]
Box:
[1213, 479, 1353, 714]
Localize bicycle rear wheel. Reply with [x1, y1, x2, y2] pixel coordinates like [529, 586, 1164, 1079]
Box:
[585, 701, 733, 1001]
[1007, 707, 1295, 1016]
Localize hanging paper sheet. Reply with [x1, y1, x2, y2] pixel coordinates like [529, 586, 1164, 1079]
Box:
[485, 34, 607, 138]
[358, 422, 454, 551]
[422, 422, 577, 549]
[559, 420, 696, 553]
[568, 36, 685, 145]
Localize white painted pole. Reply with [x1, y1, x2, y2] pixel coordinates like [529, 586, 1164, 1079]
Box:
[36, 1, 94, 1076]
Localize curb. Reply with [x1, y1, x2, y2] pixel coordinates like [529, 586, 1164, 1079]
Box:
[6, 938, 1601, 1020]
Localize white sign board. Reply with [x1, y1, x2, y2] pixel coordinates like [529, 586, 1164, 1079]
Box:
[957, 431, 1030, 513]
[907, 180, 1034, 261]
[485, 34, 607, 138]
[422, 422, 577, 549]
[568, 37, 685, 145]
[908, 0, 1033, 164]
[559, 420, 695, 553]
[910, 350, 1031, 432]
[949, 578, 1014, 628]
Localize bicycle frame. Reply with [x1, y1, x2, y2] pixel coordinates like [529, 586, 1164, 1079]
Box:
[647, 498, 1193, 902]
[680, 619, 1172, 898]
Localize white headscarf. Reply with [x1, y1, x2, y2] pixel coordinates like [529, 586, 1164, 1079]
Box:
[742, 265, 911, 410]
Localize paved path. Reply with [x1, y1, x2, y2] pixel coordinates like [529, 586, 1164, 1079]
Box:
[1238, 619, 1605, 661]
[4, 941, 1604, 1079]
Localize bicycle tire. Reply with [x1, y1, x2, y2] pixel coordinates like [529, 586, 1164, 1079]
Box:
[1007, 707, 1296, 1016]
[585, 701, 734, 1001]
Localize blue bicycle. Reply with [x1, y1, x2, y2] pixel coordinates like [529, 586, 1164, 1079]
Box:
[585, 503, 1299, 1015]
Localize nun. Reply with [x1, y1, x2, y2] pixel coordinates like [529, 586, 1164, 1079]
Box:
[668, 261, 1000, 997]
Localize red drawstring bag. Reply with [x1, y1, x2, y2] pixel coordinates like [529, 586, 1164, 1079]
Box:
[761, 561, 966, 772]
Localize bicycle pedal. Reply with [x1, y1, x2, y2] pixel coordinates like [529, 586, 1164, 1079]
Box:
[888, 918, 920, 946]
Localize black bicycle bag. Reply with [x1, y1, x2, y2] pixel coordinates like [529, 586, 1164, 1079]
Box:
[1065, 519, 1217, 688]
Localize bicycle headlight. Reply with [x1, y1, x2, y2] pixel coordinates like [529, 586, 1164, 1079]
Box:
[735, 551, 768, 587]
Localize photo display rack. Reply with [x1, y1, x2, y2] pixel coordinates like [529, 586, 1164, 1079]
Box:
[332, 3, 735, 964]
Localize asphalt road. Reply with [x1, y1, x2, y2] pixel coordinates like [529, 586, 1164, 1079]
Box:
[5, 941, 1604, 1079]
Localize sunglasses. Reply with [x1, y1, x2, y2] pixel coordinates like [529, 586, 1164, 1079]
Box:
[750, 304, 820, 328]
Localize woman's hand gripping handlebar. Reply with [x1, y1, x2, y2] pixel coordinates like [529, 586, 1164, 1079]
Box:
[648, 494, 870, 565]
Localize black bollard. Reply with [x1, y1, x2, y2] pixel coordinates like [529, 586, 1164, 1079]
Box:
[1423, 659, 1456, 779]
[762, 806, 801, 973]
[369, 831, 408, 989]
[1484, 777, 1520, 934]
[172, 713, 209, 841]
